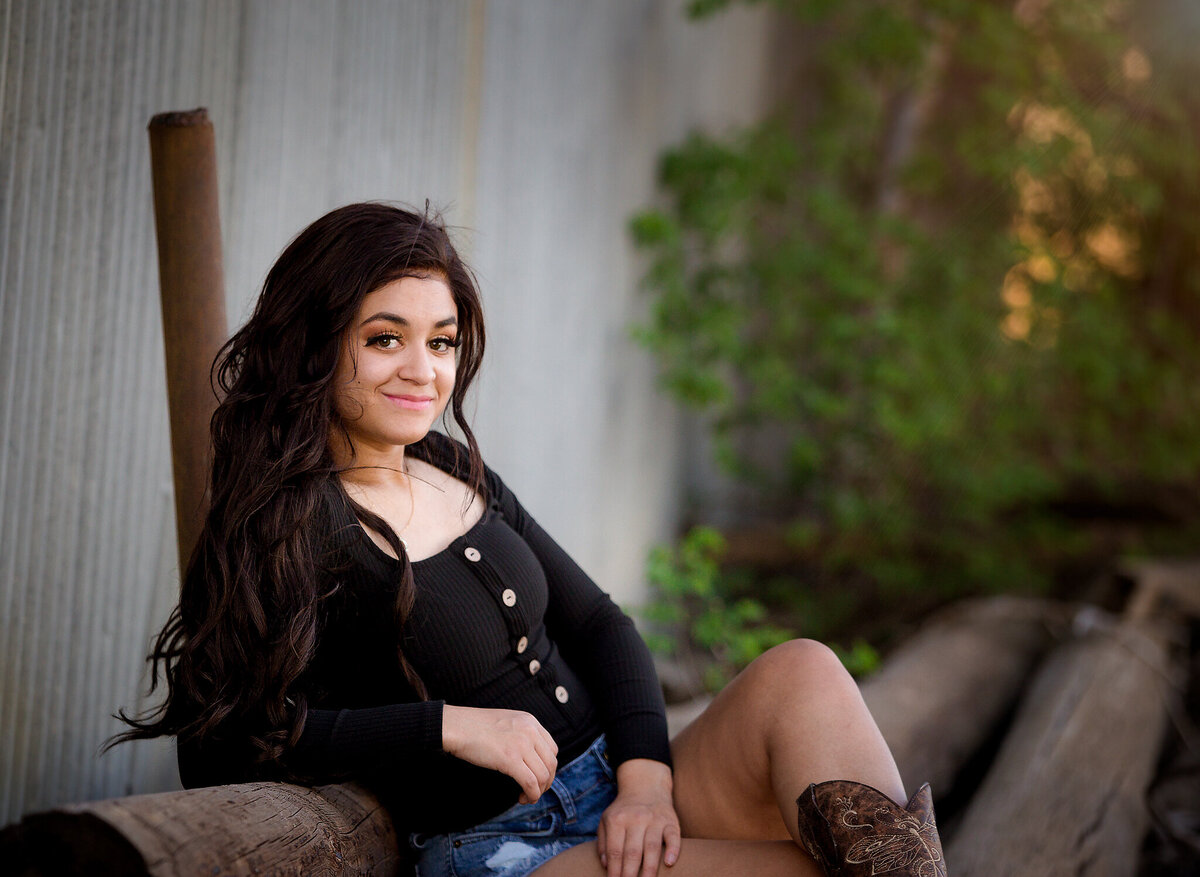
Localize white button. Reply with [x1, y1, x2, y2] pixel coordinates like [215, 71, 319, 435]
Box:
[502, 589, 517, 607]
[528, 659, 541, 675]
[555, 685, 569, 703]
[464, 547, 481, 562]
[516, 636, 529, 654]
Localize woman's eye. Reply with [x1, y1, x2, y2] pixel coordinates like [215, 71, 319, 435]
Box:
[430, 336, 459, 353]
[367, 332, 401, 349]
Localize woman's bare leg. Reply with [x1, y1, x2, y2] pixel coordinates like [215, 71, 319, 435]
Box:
[670, 639, 905, 845]
[538, 639, 904, 877]
[533, 839, 818, 877]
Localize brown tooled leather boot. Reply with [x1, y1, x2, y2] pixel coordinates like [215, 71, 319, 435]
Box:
[795, 781, 946, 876]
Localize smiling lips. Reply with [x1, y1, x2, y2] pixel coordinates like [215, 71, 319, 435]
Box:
[386, 394, 434, 411]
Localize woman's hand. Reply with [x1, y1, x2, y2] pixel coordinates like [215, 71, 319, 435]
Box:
[441, 705, 559, 804]
[598, 758, 681, 877]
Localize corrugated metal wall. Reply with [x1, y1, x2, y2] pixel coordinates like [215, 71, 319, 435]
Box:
[0, 0, 775, 824]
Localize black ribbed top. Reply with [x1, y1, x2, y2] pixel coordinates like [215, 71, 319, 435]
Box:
[178, 433, 670, 833]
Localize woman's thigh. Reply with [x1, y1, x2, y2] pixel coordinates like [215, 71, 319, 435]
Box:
[532, 839, 818, 877]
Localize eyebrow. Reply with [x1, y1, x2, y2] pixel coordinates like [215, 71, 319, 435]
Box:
[361, 312, 458, 330]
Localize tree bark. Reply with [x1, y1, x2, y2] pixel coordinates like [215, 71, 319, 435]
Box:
[946, 612, 1185, 876]
[0, 781, 403, 877]
[860, 596, 1070, 800]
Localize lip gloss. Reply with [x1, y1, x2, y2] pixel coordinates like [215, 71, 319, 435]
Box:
[387, 395, 433, 411]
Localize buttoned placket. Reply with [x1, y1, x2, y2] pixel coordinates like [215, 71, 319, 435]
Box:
[458, 537, 571, 711]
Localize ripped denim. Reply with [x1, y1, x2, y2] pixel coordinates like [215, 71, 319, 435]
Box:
[410, 735, 617, 877]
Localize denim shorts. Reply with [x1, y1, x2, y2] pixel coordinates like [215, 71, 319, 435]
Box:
[410, 734, 617, 877]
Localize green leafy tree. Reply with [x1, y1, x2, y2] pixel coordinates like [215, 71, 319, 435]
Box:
[634, 0, 1200, 602]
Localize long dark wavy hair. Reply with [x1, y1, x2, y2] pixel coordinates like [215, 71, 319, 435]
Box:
[109, 202, 486, 767]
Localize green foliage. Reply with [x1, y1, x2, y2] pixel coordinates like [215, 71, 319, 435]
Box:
[830, 639, 882, 678]
[642, 527, 794, 692]
[635, 0, 1200, 603]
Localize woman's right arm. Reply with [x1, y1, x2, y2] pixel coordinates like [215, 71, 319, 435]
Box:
[300, 702, 558, 803]
[178, 700, 558, 804]
[441, 705, 558, 804]
[175, 700, 443, 788]
[289, 701, 445, 774]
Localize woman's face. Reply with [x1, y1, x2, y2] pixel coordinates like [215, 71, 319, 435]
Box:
[333, 273, 459, 454]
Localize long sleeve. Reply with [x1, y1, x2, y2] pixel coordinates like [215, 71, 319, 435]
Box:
[176, 701, 445, 788]
[289, 700, 445, 774]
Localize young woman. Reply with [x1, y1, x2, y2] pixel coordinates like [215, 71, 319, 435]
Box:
[115, 203, 945, 877]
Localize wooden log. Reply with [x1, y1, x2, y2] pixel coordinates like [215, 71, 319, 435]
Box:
[860, 596, 1069, 799]
[946, 612, 1185, 876]
[0, 781, 403, 877]
[148, 108, 229, 572]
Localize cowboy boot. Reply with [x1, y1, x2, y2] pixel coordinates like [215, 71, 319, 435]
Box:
[795, 781, 946, 876]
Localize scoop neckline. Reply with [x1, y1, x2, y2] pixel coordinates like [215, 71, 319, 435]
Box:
[330, 475, 493, 567]
[361, 503, 494, 567]
[329, 432, 495, 566]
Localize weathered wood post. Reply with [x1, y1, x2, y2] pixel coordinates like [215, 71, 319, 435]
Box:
[148, 107, 228, 571]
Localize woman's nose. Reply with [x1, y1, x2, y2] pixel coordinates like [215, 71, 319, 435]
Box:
[396, 346, 436, 383]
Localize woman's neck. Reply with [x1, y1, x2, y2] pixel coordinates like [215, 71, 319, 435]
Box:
[330, 432, 411, 489]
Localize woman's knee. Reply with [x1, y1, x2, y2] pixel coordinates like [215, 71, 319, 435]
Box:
[739, 639, 857, 705]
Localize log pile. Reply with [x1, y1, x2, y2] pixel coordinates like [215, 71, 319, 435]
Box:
[946, 614, 1182, 875]
[1, 562, 1196, 876]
